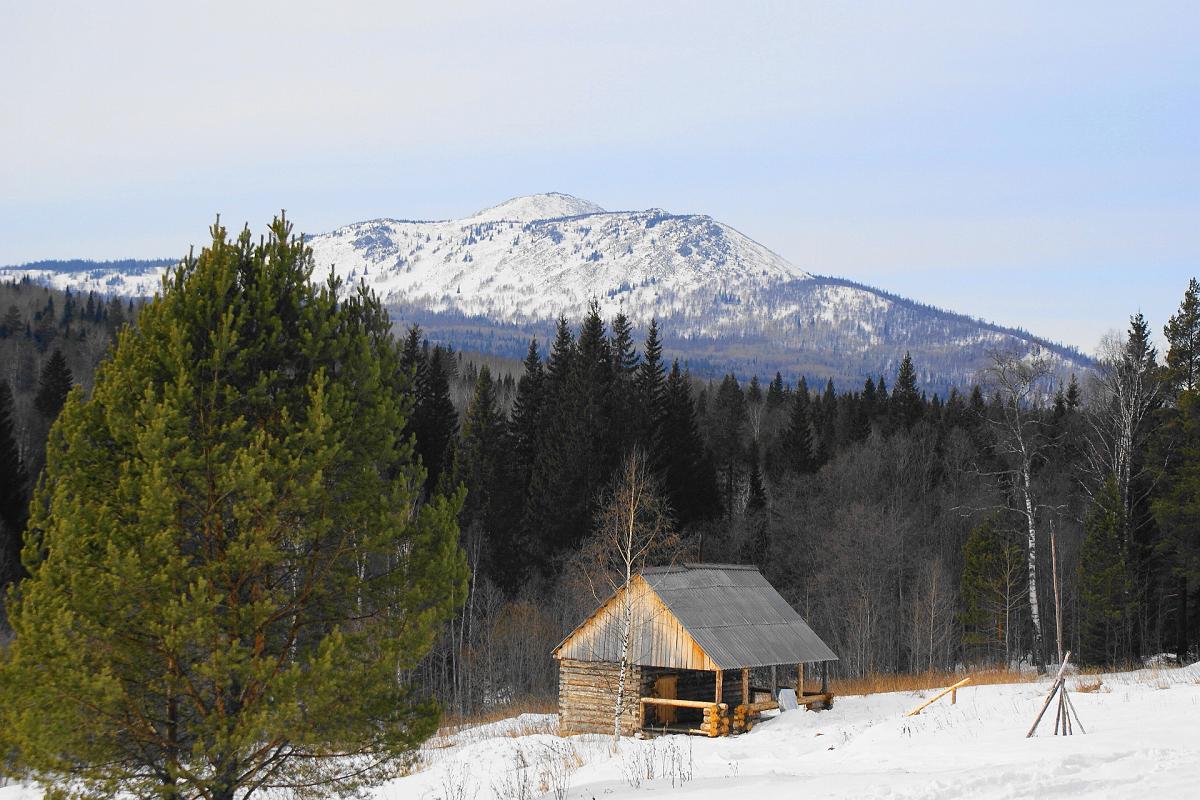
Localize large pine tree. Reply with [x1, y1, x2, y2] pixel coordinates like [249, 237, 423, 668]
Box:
[0, 218, 466, 800]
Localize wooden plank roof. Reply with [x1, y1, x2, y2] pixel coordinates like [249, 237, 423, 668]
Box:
[553, 563, 837, 670]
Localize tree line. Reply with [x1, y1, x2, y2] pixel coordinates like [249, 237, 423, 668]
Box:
[395, 284, 1199, 715]
[4, 272, 1199, 725]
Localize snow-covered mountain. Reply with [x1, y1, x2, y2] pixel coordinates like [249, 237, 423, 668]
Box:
[0, 194, 1091, 390]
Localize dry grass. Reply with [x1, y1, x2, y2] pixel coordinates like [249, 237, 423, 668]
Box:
[433, 699, 559, 744]
[832, 668, 1038, 697]
[1073, 677, 1104, 693]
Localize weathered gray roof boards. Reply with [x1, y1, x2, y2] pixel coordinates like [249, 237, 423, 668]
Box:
[554, 563, 838, 670]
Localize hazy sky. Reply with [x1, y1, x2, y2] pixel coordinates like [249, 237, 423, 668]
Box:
[3, 1, 1197, 353]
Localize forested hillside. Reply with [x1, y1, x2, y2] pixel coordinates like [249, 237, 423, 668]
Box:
[3, 275, 1198, 724]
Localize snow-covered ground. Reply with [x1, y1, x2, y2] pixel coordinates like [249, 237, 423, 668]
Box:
[2, 665, 1195, 799]
[381, 664, 1198, 800]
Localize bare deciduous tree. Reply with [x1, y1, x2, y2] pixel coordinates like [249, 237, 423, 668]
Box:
[1081, 328, 1162, 540]
[980, 347, 1058, 668]
[579, 449, 679, 748]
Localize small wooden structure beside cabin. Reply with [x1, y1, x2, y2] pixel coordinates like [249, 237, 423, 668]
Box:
[553, 563, 838, 737]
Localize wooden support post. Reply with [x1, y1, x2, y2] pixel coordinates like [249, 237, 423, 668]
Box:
[742, 668, 750, 705]
[820, 661, 829, 695]
[951, 686, 957, 705]
[714, 669, 723, 705]
[770, 665, 778, 700]
[797, 663, 804, 696]
[905, 677, 972, 716]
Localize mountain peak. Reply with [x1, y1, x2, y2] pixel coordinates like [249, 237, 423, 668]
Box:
[468, 192, 605, 223]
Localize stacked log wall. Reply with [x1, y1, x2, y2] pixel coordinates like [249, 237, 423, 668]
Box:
[558, 658, 651, 736]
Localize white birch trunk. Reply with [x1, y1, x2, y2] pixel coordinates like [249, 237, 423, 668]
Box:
[1020, 456, 1044, 666]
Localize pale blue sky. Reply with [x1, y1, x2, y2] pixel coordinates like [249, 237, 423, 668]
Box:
[2, 1, 1196, 353]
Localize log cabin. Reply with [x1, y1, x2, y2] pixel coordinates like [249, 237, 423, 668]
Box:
[553, 563, 838, 737]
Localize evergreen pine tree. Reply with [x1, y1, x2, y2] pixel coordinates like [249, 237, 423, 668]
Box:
[508, 339, 544, 498]
[633, 319, 666, 447]
[1, 305, 22, 338]
[658, 361, 721, 527]
[1079, 479, 1134, 665]
[960, 515, 1024, 661]
[454, 365, 505, 579]
[0, 380, 28, 596]
[609, 312, 639, 377]
[0, 217, 466, 799]
[416, 346, 459, 495]
[778, 386, 817, 475]
[740, 444, 770, 568]
[766, 372, 786, 411]
[710, 374, 747, 517]
[1065, 374, 1081, 410]
[891, 351, 922, 429]
[1165, 278, 1200, 396]
[1152, 389, 1200, 661]
[33, 348, 72, 422]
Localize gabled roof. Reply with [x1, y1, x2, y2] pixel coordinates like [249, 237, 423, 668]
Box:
[553, 563, 837, 670]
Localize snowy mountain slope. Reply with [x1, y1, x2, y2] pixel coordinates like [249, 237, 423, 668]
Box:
[0, 194, 1091, 389]
[303, 194, 810, 329]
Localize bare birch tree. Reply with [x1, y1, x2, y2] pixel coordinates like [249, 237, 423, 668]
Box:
[579, 449, 678, 748]
[980, 347, 1057, 668]
[1081, 325, 1162, 541]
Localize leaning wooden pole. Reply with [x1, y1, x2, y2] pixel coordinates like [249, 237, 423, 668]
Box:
[1027, 651, 1072, 738]
[905, 677, 972, 717]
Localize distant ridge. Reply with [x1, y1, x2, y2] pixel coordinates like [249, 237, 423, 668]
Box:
[0, 194, 1092, 391]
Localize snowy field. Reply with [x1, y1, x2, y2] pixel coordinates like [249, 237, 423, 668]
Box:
[3, 664, 1197, 800]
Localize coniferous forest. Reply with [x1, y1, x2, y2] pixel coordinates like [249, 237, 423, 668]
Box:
[2, 274, 1200, 723]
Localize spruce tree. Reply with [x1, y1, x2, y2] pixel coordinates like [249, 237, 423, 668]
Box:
[960, 516, 1024, 662]
[0, 218, 466, 800]
[766, 372, 786, 411]
[1, 305, 22, 338]
[891, 351, 922, 429]
[778, 386, 817, 475]
[658, 361, 720, 527]
[1152, 389, 1200, 660]
[0, 380, 28, 597]
[33, 348, 73, 422]
[416, 346, 459, 495]
[609, 312, 639, 378]
[633, 319, 666, 447]
[454, 365, 505, 577]
[508, 339, 544, 498]
[1065, 374, 1081, 410]
[1079, 479, 1133, 665]
[1165, 278, 1200, 396]
[522, 317, 588, 568]
[710, 374, 747, 517]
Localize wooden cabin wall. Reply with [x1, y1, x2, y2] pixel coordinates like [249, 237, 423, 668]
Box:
[558, 658, 652, 736]
[555, 577, 717, 671]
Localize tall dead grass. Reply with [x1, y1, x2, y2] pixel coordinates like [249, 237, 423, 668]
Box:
[832, 668, 1037, 697]
[434, 698, 559, 742]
